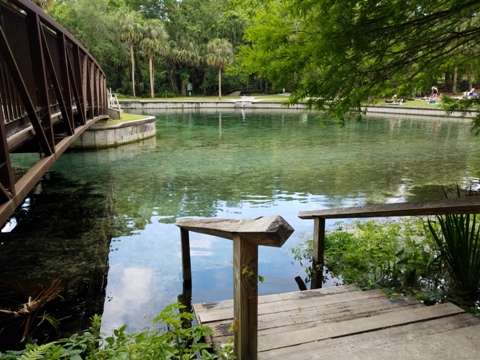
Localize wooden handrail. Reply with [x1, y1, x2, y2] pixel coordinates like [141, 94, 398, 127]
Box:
[176, 215, 294, 360]
[298, 196, 480, 289]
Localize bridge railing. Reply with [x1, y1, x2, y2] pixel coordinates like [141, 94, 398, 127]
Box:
[0, 0, 108, 225]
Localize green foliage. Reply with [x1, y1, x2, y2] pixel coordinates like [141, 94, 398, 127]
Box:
[292, 219, 441, 295]
[327, 220, 440, 292]
[0, 304, 235, 360]
[427, 214, 480, 300]
[48, 0, 129, 91]
[292, 215, 480, 312]
[234, 0, 480, 121]
[442, 96, 480, 135]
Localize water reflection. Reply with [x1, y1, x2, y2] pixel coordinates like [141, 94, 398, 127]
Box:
[0, 174, 112, 349]
[2, 109, 480, 341]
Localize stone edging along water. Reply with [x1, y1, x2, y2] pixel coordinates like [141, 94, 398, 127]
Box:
[119, 99, 477, 120]
[71, 116, 156, 149]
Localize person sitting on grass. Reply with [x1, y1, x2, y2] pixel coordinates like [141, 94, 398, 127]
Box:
[429, 93, 443, 104]
[469, 88, 478, 99]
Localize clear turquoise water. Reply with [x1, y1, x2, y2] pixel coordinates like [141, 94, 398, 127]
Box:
[3, 109, 480, 336]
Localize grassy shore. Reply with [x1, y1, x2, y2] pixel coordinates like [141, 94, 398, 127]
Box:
[118, 94, 291, 102]
[117, 94, 447, 108]
[96, 112, 150, 127]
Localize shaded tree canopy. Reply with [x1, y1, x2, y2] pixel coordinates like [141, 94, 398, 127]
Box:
[234, 0, 480, 119]
[47, 0, 480, 112]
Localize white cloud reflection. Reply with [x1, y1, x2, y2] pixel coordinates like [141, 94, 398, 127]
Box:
[101, 266, 154, 332]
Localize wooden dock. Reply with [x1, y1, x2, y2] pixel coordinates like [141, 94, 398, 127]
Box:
[194, 285, 480, 359]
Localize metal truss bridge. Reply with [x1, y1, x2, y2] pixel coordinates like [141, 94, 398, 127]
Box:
[0, 0, 108, 226]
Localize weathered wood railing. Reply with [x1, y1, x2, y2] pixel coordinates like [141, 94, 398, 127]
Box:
[176, 215, 294, 360]
[298, 196, 480, 289]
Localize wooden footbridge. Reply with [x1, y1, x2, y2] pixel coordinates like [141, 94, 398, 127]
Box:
[176, 197, 480, 359]
[0, 0, 108, 226]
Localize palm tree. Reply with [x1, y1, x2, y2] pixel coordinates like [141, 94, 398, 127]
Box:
[167, 38, 200, 95]
[206, 38, 234, 100]
[119, 9, 143, 98]
[139, 19, 169, 99]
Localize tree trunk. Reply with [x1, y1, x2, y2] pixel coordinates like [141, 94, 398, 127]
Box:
[468, 65, 473, 90]
[149, 56, 155, 99]
[202, 71, 207, 96]
[168, 63, 178, 93]
[452, 66, 458, 95]
[130, 43, 136, 98]
[218, 66, 222, 100]
[181, 81, 186, 97]
[444, 71, 451, 92]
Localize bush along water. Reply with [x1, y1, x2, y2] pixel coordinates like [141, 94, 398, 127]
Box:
[291, 217, 480, 313]
[0, 303, 235, 359]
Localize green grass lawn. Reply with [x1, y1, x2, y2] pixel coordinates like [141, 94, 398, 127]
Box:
[372, 98, 442, 108]
[115, 94, 457, 109]
[118, 94, 291, 102]
[95, 112, 150, 127]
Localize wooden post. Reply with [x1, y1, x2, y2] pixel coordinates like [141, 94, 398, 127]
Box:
[311, 217, 325, 289]
[176, 215, 294, 360]
[180, 227, 192, 290]
[233, 234, 258, 360]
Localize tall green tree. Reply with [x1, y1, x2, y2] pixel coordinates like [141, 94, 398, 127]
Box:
[167, 38, 200, 95]
[119, 9, 144, 97]
[206, 38, 234, 100]
[163, 0, 247, 95]
[32, 0, 54, 10]
[139, 19, 169, 98]
[234, 0, 480, 120]
[48, 0, 129, 91]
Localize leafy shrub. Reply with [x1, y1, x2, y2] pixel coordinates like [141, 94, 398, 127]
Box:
[292, 219, 442, 296]
[0, 303, 234, 360]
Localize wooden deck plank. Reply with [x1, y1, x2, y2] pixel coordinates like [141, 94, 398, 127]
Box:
[325, 324, 480, 360]
[259, 314, 480, 359]
[207, 295, 423, 342]
[210, 303, 429, 348]
[194, 285, 479, 358]
[257, 302, 464, 351]
[195, 287, 385, 323]
[194, 284, 360, 313]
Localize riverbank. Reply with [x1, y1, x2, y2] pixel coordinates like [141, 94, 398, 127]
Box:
[118, 97, 477, 120]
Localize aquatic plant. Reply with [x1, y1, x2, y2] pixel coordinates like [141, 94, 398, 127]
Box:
[427, 213, 480, 301]
[291, 219, 439, 294]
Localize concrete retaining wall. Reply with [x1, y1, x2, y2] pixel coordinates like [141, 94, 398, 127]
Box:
[119, 100, 476, 119]
[363, 105, 475, 119]
[72, 116, 156, 149]
[119, 100, 307, 110]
